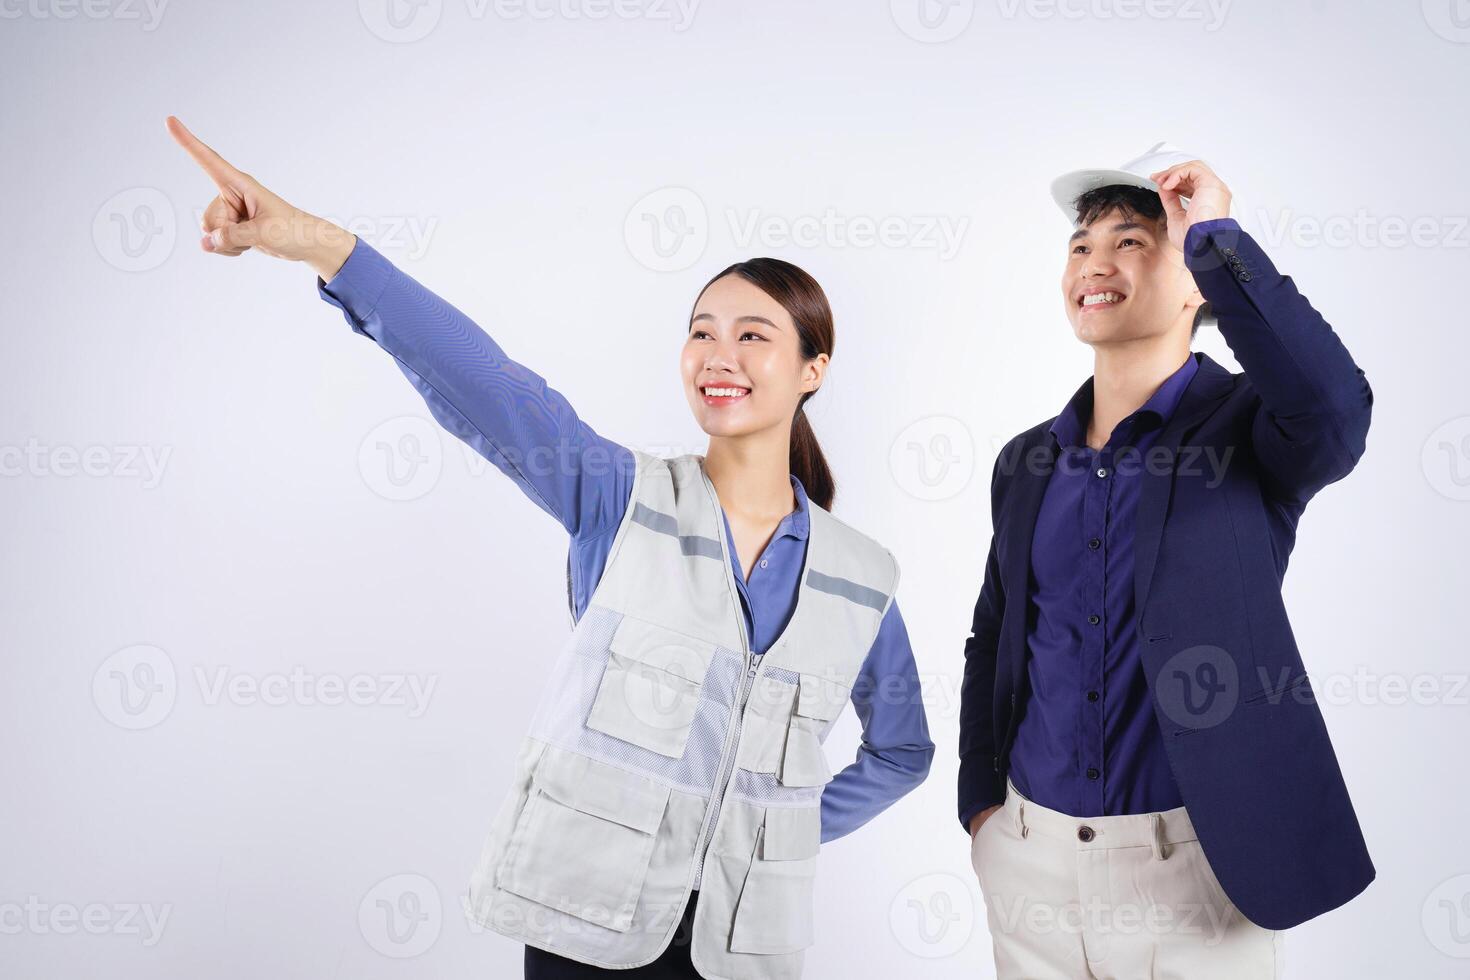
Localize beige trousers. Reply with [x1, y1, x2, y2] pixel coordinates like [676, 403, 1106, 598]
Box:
[969, 779, 1282, 979]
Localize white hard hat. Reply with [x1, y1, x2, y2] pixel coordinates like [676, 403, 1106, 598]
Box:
[1050, 141, 1202, 223]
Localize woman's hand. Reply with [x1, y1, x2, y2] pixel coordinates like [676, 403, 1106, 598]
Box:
[166, 115, 355, 282]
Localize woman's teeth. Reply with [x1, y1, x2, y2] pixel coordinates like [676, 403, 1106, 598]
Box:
[703, 387, 748, 397]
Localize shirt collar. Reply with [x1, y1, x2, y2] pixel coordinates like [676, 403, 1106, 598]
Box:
[781, 473, 812, 541]
[1050, 353, 1200, 450]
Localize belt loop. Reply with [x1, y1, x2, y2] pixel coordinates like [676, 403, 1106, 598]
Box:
[1150, 812, 1164, 861]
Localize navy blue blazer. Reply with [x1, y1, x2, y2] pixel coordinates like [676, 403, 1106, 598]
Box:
[958, 219, 1375, 931]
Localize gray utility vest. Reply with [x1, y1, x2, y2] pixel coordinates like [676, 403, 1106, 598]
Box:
[462, 450, 899, 979]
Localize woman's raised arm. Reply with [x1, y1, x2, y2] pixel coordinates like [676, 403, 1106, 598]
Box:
[167, 116, 633, 537]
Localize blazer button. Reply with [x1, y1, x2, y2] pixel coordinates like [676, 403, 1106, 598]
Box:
[1078, 826, 1095, 842]
[1238, 272, 1252, 282]
[1086, 690, 1100, 702]
[1088, 614, 1101, 625]
[1086, 767, 1099, 780]
[1088, 537, 1101, 550]
[1221, 247, 1236, 257]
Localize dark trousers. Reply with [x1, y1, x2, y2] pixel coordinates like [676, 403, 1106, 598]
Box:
[523, 890, 700, 979]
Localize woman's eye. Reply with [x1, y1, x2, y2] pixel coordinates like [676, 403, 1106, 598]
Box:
[740, 332, 766, 342]
[690, 329, 711, 340]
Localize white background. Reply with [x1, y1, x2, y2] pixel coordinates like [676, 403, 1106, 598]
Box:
[3, 0, 1468, 976]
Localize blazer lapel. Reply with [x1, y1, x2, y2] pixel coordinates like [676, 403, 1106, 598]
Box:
[1133, 352, 1236, 614]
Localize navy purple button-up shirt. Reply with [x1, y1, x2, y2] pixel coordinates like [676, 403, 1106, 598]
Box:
[1005, 353, 1199, 819]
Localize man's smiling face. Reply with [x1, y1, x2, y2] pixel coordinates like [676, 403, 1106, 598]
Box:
[1061, 200, 1203, 347]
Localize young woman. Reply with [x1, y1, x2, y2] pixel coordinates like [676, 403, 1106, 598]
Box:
[167, 116, 933, 980]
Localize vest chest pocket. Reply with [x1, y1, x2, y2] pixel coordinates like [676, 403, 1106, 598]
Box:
[729, 805, 821, 954]
[734, 676, 799, 775]
[585, 616, 716, 759]
[778, 672, 850, 788]
[497, 751, 671, 933]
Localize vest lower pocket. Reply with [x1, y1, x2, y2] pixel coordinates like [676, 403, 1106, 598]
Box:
[497, 751, 672, 933]
[729, 806, 820, 954]
[584, 616, 715, 759]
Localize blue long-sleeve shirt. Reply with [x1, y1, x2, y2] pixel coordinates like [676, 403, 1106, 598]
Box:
[316, 236, 934, 843]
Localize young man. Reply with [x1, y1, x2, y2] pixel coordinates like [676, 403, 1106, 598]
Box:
[957, 143, 1375, 978]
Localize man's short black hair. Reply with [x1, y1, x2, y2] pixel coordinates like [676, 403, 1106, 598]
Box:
[1071, 184, 1209, 338]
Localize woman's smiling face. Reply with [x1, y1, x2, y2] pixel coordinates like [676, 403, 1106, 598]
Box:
[682, 273, 825, 439]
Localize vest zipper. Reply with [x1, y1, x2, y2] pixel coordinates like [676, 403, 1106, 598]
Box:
[688, 467, 759, 891]
[692, 654, 758, 886]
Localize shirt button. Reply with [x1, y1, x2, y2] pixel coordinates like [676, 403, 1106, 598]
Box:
[1086, 767, 1099, 780]
[1088, 537, 1101, 550]
[1088, 614, 1101, 625]
[1096, 467, 1108, 478]
[1086, 690, 1100, 702]
[759, 559, 768, 568]
[1078, 826, 1095, 842]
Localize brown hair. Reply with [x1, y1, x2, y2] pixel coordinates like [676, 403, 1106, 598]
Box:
[690, 258, 836, 510]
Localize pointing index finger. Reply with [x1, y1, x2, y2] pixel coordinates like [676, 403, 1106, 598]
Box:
[166, 115, 244, 189]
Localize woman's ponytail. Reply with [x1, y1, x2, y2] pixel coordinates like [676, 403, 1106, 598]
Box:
[789, 398, 834, 510]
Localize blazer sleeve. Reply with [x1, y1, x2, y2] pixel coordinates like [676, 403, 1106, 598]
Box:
[1184, 218, 1373, 505]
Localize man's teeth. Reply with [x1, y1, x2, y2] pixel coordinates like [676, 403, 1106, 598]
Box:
[704, 387, 749, 397]
[1082, 292, 1124, 306]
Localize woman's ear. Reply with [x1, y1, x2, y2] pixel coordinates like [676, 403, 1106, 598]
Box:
[802, 352, 830, 395]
